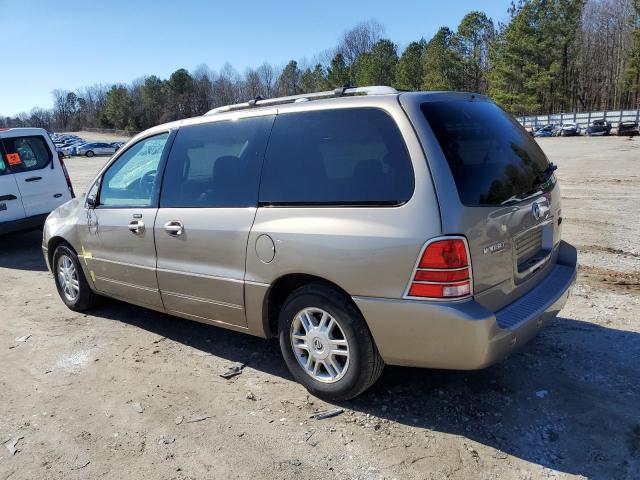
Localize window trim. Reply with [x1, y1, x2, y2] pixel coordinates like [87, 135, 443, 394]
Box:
[94, 130, 176, 210]
[157, 115, 276, 209]
[0, 135, 53, 173]
[257, 107, 415, 208]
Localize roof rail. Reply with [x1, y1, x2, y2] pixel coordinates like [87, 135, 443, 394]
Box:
[205, 85, 398, 115]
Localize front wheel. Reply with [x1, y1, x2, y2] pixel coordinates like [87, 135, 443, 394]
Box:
[53, 243, 99, 311]
[278, 283, 384, 401]
[85, 150, 94, 157]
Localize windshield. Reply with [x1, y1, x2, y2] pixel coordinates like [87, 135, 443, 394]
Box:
[421, 100, 552, 206]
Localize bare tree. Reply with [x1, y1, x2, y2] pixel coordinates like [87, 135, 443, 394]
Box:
[337, 20, 385, 65]
[575, 0, 636, 110]
[257, 62, 277, 97]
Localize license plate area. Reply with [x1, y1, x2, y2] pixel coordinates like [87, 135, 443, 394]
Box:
[513, 219, 554, 283]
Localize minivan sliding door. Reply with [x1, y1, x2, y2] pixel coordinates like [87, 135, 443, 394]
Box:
[154, 115, 274, 328]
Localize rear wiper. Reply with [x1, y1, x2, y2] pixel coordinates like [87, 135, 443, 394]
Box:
[500, 163, 558, 206]
[529, 162, 557, 191]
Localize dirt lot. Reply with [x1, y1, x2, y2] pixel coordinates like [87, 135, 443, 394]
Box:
[1, 136, 638, 480]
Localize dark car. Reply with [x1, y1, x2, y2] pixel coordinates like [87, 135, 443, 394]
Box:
[558, 123, 581, 136]
[533, 124, 557, 137]
[617, 121, 639, 136]
[586, 119, 612, 136]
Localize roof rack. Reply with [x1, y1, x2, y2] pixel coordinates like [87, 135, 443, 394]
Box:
[205, 85, 398, 115]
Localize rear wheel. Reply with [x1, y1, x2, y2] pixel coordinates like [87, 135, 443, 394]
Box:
[52, 243, 99, 311]
[86, 150, 94, 157]
[278, 283, 384, 401]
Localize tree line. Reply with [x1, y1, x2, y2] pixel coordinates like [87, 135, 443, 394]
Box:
[2, 0, 639, 132]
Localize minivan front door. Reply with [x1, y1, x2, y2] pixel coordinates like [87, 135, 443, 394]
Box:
[80, 132, 171, 310]
[154, 115, 274, 328]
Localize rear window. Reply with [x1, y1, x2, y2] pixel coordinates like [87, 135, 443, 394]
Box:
[1, 135, 52, 172]
[259, 108, 414, 206]
[421, 101, 552, 206]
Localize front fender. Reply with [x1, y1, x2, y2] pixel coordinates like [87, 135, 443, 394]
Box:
[42, 196, 86, 269]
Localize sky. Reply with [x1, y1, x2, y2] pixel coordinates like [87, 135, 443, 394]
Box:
[0, 0, 512, 116]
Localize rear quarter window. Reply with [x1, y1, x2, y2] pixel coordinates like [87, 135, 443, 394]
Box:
[259, 108, 414, 206]
[1, 135, 52, 172]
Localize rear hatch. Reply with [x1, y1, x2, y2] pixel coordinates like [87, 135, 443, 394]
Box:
[417, 96, 562, 312]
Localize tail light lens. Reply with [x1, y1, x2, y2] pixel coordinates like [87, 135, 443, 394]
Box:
[406, 237, 472, 300]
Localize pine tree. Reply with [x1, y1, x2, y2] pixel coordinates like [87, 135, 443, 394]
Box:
[327, 53, 351, 87]
[352, 39, 399, 86]
[488, 0, 583, 114]
[456, 11, 495, 93]
[395, 40, 427, 90]
[421, 27, 463, 90]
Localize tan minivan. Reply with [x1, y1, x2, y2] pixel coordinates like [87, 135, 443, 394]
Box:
[43, 87, 577, 400]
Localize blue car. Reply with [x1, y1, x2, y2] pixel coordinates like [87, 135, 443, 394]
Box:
[533, 125, 557, 137]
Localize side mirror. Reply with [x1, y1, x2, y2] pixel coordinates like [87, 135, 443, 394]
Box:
[86, 195, 96, 208]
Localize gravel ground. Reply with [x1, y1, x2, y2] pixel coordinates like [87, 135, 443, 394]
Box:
[0, 136, 638, 480]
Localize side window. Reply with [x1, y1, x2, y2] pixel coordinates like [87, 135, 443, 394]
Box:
[0, 155, 7, 176]
[1, 136, 52, 172]
[160, 116, 274, 208]
[98, 133, 169, 208]
[259, 108, 414, 206]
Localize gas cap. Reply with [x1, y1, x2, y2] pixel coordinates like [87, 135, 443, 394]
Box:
[255, 234, 276, 263]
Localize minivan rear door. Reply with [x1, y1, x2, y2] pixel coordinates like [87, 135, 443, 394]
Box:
[1, 132, 71, 217]
[401, 93, 562, 311]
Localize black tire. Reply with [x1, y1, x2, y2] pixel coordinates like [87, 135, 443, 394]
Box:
[52, 243, 99, 311]
[278, 283, 384, 401]
[86, 150, 94, 157]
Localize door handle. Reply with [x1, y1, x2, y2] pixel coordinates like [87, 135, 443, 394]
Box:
[164, 220, 184, 236]
[0, 194, 17, 201]
[128, 220, 145, 234]
[25, 176, 42, 182]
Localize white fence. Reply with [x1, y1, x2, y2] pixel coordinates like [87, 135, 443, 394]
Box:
[516, 110, 640, 129]
[83, 127, 139, 137]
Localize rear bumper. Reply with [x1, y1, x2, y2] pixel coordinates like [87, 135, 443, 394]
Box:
[354, 241, 577, 369]
[0, 213, 48, 236]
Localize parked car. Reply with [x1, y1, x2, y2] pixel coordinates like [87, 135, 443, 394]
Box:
[533, 124, 557, 137]
[586, 119, 612, 136]
[110, 141, 126, 150]
[76, 142, 118, 157]
[0, 127, 75, 235]
[60, 141, 86, 157]
[558, 123, 581, 136]
[617, 120, 639, 136]
[42, 87, 577, 400]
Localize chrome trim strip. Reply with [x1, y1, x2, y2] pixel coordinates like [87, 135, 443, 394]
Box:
[167, 308, 250, 330]
[162, 290, 243, 310]
[415, 266, 468, 272]
[156, 267, 243, 284]
[88, 256, 156, 271]
[244, 279, 270, 287]
[94, 275, 159, 293]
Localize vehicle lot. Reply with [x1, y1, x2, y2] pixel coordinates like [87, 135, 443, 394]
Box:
[1, 136, 638, 479]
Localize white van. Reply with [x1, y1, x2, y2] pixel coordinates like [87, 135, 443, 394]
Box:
[0, 128, 75, 235]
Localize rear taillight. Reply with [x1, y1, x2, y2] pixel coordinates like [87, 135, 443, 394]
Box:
[58, 156, 75, 198]
[405, 237, 472, 300]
